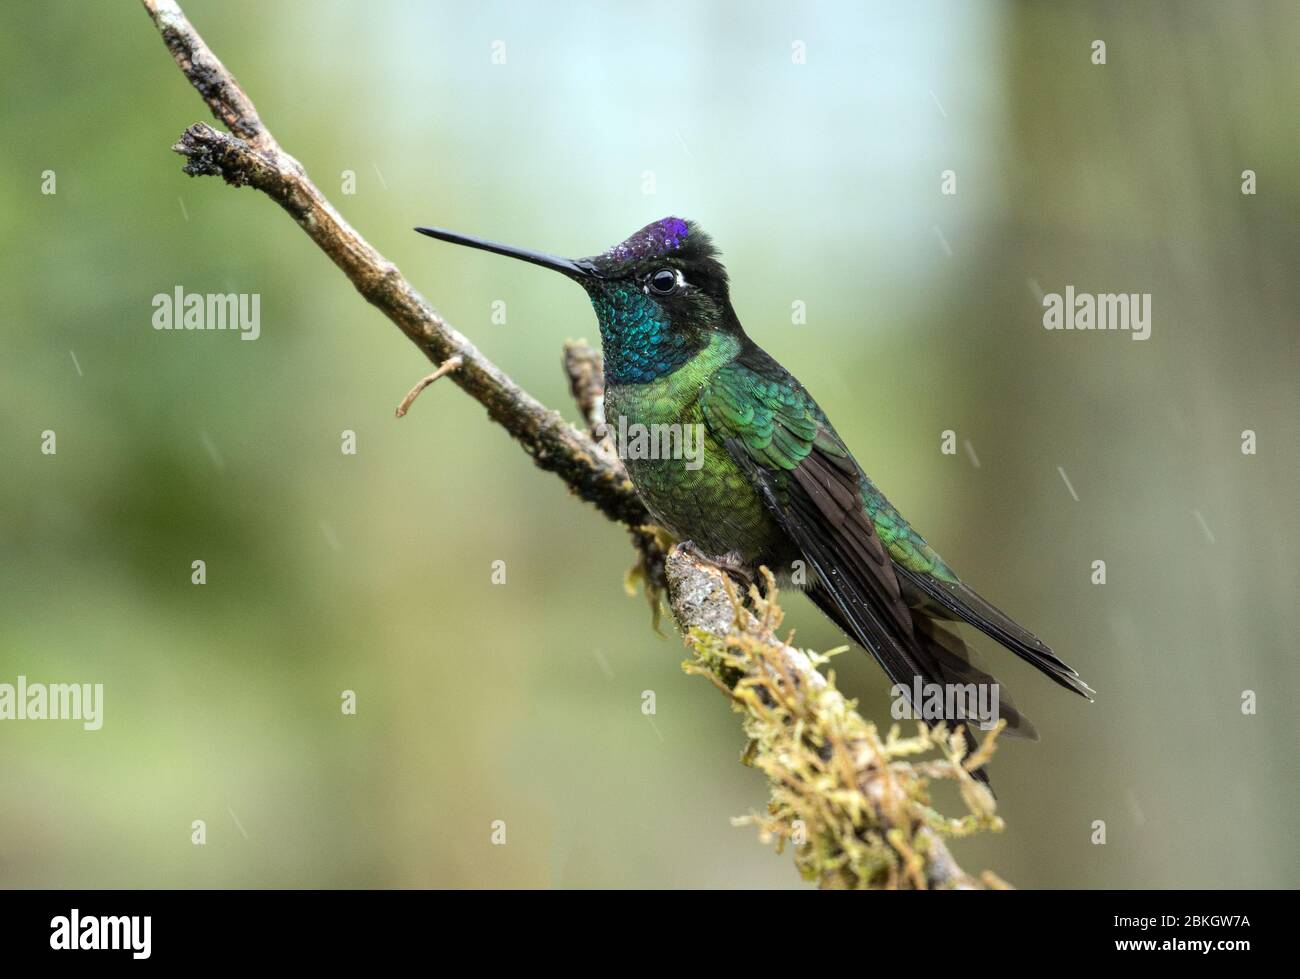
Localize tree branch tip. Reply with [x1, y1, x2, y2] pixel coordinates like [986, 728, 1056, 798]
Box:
[170, 123, 265, 187]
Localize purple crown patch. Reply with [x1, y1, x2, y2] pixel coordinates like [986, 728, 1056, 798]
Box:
[602, 217, 691, 264]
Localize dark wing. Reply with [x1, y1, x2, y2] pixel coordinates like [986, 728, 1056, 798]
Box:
[700, 345, 1034, 765]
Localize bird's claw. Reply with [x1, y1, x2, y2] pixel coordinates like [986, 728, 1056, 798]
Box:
[679, 540, 756, 593]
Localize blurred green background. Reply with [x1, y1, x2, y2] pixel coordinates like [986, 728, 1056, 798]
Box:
[2, 0, 1297, 888]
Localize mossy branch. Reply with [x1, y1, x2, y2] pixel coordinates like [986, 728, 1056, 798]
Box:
[664, 549, 1011, 889]
[141, 0, 1006, 889]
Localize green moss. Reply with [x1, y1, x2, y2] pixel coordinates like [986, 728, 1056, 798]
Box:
[680, 572, 1006, 890]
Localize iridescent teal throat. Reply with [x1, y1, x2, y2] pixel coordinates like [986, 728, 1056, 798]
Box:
[589, 284, 698, 384]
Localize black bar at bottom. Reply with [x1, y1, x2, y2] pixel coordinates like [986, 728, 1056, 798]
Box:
[0, 888, 1276, 964]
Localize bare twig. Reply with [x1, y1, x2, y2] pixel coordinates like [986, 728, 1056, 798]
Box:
[561, 339, 670, 601]
[395, 355, 463, 418]
[561, 339, 622, 462]
[562, 340, 608, 440]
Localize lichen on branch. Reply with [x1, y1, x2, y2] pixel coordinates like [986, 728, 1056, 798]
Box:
[665, 547, 1010, 889]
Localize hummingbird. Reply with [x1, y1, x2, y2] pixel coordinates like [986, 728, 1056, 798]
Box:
[415, 217, 1092, 781]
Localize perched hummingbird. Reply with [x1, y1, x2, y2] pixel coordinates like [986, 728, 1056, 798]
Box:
[416, 217, 1092, 780]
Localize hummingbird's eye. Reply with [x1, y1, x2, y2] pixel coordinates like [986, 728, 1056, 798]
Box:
[648, 267, 680, 295]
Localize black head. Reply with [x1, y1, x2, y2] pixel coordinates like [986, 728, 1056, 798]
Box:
[415, 217, 740, 382]
[580, 217, 729, 302]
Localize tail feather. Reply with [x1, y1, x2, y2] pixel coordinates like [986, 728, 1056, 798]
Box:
[894, 566, 1095, 700]
[805, 585, 1028, 790]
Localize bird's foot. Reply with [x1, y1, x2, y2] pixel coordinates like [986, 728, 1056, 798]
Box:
[678, 540, 757, 593]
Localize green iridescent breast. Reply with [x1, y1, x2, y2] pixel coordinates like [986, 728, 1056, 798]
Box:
[603, 334, 786, 559]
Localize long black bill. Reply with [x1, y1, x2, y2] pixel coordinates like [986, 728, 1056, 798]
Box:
[414, 226, 600, 280]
